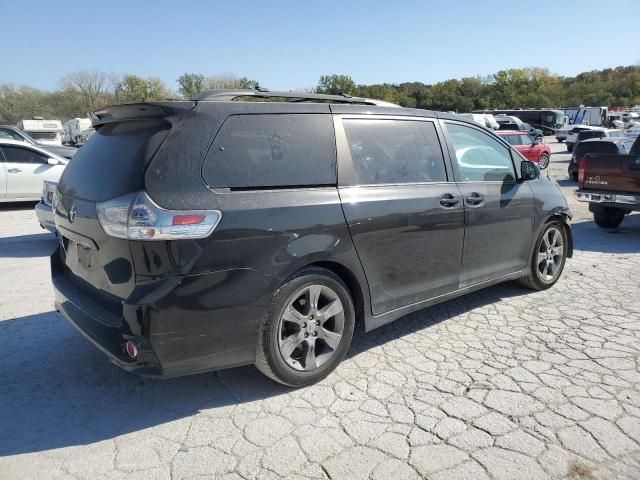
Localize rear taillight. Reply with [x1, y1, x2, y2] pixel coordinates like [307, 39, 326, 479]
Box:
[97, 191, 221, 241]
[578, 157, 588, 186]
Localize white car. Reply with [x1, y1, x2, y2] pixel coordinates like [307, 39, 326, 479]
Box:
[0, 139, 67, 202]
[564, 126, 605, 151]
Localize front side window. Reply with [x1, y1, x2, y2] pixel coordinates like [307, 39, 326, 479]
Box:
[520, 134, 534, 145]
[342, 119, 447, 185]
[446, 123, 516, 182]
[203, 114, 336, 189]
[0, 146, 48, 164]
[502, 134, 520, 146]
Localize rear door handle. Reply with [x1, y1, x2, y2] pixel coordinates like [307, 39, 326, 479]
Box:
[439, 193, 460, 208]
[465, 192, 485, 206]
[7, 168, 21, 173]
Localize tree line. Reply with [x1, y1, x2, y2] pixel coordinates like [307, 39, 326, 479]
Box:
[1, 66, 639, 124]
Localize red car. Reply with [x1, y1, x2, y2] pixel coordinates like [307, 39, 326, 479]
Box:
[496, 130, 551, 169]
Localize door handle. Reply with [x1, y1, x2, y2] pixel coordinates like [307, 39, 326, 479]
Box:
[7, 168, 21, 173]
[439, 193, 460, 208]
[465, 192, 485, 206]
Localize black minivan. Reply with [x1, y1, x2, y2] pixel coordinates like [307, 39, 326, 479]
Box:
[51, 89, 573, 386]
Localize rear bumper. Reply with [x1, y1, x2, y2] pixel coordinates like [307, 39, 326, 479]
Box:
[52, 252, 163, 376]
[51, 247, 275, 378]
[575, 190, 640, 210]
[35, 201, 56, 234]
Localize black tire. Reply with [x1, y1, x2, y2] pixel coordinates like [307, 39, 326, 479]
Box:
[538, 153, 550, 169]
[517, 221, 568, 291]
[593, 207, 625, 229]
[255, 267, 355, 387]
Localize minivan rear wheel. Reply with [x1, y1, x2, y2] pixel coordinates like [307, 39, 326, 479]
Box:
[256, 267, 355, 387]
[517, 221, 567, 291]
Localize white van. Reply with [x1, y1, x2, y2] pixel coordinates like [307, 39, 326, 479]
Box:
[17, 118, 63, 146]
[62, 118, 92, 145]
[459, 113, 499, 130]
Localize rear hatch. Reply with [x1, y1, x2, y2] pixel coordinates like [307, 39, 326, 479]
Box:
[582, 153, 640, 193]
[54, 102, 194, 301]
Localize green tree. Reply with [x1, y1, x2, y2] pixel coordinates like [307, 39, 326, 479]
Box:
[177, 73, 205, 99]
[316, 75, 356, 95]
[116, 75, 170, 103]
[116, 75, 149, 103]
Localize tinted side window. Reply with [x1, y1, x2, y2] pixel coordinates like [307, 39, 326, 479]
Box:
[1, 146, 48, 164]
[446, 123, 516, 182]
[342, 119, 446, 185]
[203, 114, 336, 188]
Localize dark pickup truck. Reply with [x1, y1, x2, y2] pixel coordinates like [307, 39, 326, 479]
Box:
[575, 134, 640, 228]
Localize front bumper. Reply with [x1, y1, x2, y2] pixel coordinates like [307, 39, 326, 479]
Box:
[575, 190, 640, 210]
[35, 201, 56, 234]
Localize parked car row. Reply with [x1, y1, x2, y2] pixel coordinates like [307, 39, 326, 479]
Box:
[565, 127, 626, 152]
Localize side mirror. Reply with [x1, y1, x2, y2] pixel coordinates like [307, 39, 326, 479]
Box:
[521, 160, 539, 181]
[47, 158, 59, 165]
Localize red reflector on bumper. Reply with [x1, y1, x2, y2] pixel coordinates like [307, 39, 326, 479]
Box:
[125, 341, 138, 359]
[172, 214, 206, 225]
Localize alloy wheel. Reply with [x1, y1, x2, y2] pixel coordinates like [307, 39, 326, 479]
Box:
[536, 227, 564, 283]
[277, 284, 345, 371]
[539, 153, 550, 169]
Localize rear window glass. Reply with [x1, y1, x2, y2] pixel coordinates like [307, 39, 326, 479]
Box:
[498, 123, 519, 130]
[575, 142, 618, 155]
[58, 119, 170, 201]
[203, 114, 336, 189]
[578, 131, 603, 141]
[342, 119, 446, 185]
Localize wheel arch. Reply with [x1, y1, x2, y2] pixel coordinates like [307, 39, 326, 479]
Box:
[306, 261, 367, 331]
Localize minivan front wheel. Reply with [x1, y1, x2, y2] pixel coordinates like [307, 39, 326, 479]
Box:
[256, 267, 355, 387]
[517, 221, 567, 290]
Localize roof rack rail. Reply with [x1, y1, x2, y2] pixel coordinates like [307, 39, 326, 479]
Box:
[192, 88, 397, 106]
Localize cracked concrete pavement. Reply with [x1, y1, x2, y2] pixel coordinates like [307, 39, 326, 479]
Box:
[1, 138, 639, 479]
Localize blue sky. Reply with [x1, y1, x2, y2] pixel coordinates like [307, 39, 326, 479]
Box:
[3, 0, 639, 91]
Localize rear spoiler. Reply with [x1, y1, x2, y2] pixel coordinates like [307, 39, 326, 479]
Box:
[89, 102, 196, 127]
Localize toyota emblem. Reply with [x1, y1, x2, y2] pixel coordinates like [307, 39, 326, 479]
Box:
[69, 205, 78, 223]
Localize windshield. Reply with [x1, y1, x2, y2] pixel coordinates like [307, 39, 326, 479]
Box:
[552, 113, 565, 128]
[29, 132, 58, 140]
